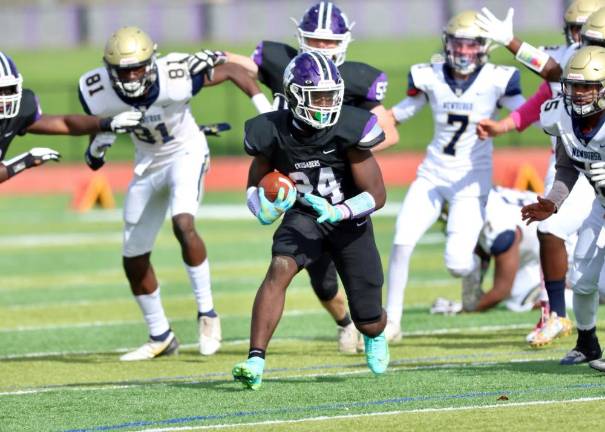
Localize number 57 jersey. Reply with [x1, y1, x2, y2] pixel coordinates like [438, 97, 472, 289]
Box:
[410, 62, 521, 175]
[78, 53, 207, 174]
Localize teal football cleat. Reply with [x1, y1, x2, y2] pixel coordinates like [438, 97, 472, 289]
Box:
[364, 332, 389, 374]
[232, 357, 265, 390]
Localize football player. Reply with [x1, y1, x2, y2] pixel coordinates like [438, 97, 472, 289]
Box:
[475, 0, 605, 83]
[222, 1, 397, 354]
[381, 11, 525, 341]
[522, 46, 605, 367]
[232, 52, 388, 390]
[432, 187, 568, 315]
[0, 51, 141, 183]
[475, 4, 605, 347]
[78, 27, 268, 361]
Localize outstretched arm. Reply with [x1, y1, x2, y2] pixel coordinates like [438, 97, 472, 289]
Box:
[474, 229, 521, 311]
[224, 51, 260, 80]
[0, 147, 60, 183]
[205, 63, 272, 113]
[475, 7, 562, 81]
[370, 105, 399, 151]
[26, 111, 142, 136]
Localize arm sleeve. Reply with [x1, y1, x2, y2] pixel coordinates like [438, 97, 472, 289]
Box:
[545, 138, 579, 209]
[392, 95, 426, 123]
[510, 81, 553, 132]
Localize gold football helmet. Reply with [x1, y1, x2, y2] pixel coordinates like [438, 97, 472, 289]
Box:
[562, 45, 605, 116]
[443, 11, 491, 75]
[103, 26, 157, 98]
[581, 6, 605, 47]
[564, 0, 605, 45]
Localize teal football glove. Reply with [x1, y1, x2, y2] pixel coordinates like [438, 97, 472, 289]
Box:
[257, 186, 296, 225]
[304, 193, 347, 223]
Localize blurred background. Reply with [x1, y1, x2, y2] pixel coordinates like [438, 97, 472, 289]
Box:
[3, 0, 573, 160]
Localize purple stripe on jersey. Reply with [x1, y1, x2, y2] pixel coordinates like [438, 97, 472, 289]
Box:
[366, 72, 387, 102]
[33, 94, 42, 122]
[361, 114, 378, 138]
[252, 42, 264, 67]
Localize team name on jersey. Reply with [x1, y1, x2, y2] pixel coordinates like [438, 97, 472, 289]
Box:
[144, 113, 162, 123]
[572, 147, 602, 161]
[294, 160, 321, 169]
[442, 101, 473, 111]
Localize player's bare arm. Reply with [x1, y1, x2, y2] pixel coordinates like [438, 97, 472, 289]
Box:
[347, 147, 386, 209]
[224, 52, 259, 79]
[369, 105, 399, 151]
[0, 147, 60, 184]
[475, 228, 522, 311]
[475, 7, 562, 82]
[206, 63, 272, 113]
[247, 154, 273, 188]
[26, 112, 142, 135]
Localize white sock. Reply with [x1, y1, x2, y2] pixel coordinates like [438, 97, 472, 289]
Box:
[386, 244, 414, 325]
[573, 291, 599, 330]
[186, 258, 214, 313]
[135, 287, 170, 337]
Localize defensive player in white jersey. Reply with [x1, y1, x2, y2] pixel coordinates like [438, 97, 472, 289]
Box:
[522, 46, 605, 367]
[78, 27, 267, 361]
[474, 3, 605, 347]
[432, 187, 557, 315]
[379, 11, 525, 341]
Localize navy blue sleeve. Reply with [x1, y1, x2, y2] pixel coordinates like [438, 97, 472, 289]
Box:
[78, 86, 92, 115]
[191, 74, 204, 96]
[490, 230, 516, 256]
[407, 71, 421, 97]
[504, 69, 522, 97]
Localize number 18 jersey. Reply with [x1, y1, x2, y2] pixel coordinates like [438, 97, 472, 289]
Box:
[78, 53, 207, 174]
[409, 62, 521, 173]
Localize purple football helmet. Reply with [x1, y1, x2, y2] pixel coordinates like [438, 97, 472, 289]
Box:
[283, 52, 344, 129]
[293, 1, 353, 66]
[0, 52, 22, 119]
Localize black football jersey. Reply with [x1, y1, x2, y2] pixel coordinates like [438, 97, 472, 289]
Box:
[253, 41, 388, 110]
[244, 105, 384, 214]
[0, 89, 40, 161]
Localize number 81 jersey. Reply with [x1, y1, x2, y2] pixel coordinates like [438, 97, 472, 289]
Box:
[78, 53, 206, 172]
[410, 62, 521, 172]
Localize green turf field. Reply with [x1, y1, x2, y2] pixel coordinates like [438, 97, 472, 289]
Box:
[8, 32, 558, 161]
[1, 189, 604, 431]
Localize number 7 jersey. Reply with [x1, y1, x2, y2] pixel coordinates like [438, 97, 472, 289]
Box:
[409, 62, 521, 172]
[78, 53, 207, 174]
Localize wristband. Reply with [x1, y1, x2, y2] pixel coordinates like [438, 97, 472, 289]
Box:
[3, 152, 33, 178]
[99, 117, 112, 132]
[251, 93, 273, 114]
[515, 42, 550, 73]
[246, 186, 261, 217]
[341, 191, 376, 219]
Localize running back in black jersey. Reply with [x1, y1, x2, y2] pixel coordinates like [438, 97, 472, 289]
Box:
[252, 41, 388, 110]
[244, 105, 384, 214]
[0, 89, 41, 160]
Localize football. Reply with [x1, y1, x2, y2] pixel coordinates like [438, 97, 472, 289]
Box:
[259, 171, 295, 202]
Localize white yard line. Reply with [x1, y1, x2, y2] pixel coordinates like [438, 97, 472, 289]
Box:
[138, 396, 605, 432]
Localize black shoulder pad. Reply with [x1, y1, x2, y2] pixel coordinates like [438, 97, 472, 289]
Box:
[257, 41, 297, 94]
[333, 105, 379, 149]
[243, 111, 284, 157]
[339, 61, 386, 106]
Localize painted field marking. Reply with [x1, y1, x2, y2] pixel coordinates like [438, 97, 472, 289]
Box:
[0, 349, 568, 397]
[136, 396, 605, 432]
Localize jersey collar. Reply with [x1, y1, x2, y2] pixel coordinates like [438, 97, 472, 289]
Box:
[571, 111, 605, 146]
[443, 64, 482, 97]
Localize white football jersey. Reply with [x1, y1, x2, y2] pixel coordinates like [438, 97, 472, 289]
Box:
[540, 96, 602, 204]
[409, 62, 520, 171]
[479, 186, 539, 267]
[79, 53, 207, 174]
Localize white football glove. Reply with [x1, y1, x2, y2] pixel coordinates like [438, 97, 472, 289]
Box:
[89, 133, 117, 158]
[187, 50, 225, 81]
[430, 297, 463, 315]
[28, 147, 61, 164]
[590, 161, 605, 187]
[475, 7, 514, 46]
[102, 111, 143, 134]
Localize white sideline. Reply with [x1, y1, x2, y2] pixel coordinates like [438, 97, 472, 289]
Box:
[135, 396, 605, 431]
